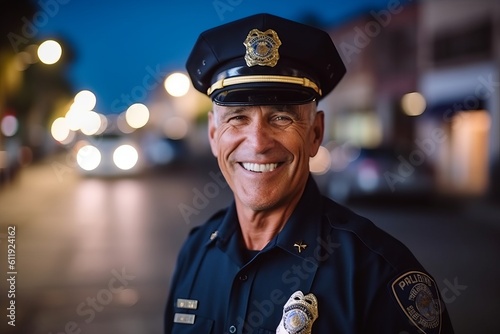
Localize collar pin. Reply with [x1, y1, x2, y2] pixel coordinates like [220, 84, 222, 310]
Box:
[293, 241, 307, 253]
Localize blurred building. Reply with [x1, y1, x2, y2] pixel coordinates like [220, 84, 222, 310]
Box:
[418, 0, 500, 198]
[321, 0, 500, 199]
[0, 1, 75, 186]
[322, 1, 419, 149]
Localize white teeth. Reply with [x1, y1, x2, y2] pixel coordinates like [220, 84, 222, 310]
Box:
[241, 162, 278, 173]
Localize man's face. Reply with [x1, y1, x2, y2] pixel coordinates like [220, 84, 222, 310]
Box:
[208, 102, 324, 212]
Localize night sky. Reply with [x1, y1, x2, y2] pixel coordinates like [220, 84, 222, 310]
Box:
[34, 0, 395, 113]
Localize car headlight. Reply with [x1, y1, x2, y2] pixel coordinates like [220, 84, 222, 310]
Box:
[77, 145, 101, 171]
[113, 145, 138, 170]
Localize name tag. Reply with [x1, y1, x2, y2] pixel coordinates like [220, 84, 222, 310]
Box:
[174, 313, 196, 324]
[176, 298, 198, 310]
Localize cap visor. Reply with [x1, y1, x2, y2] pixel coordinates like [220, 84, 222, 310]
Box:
[212, 86, 317, 106]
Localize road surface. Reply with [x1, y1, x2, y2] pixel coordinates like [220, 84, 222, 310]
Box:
[0, 153, 498, 333]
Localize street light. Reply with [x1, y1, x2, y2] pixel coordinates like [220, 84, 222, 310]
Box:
[51, 117, 74, 144]
[401, 92, 426, 117]
[37, 40, 62, 65]
[125, 103, 149, 129]
[80, 111, 102, 136]
[164, 72, 190, 97]
[74, 90, 97, 111]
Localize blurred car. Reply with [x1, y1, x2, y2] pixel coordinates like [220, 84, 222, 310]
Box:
[325, 146, 436, 204]
[74, 133, 144, 177]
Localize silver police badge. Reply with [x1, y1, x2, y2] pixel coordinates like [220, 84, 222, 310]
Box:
[391, 271, 442, 334]
[243, 28, 281, 67]
[276, 291, 318, 334]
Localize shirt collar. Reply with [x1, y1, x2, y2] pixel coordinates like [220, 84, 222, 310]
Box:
[274, 176, 324, 262]
[207, 176, 325, 263]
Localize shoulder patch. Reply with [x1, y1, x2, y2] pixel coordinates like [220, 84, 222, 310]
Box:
[391, 271, 442, 334]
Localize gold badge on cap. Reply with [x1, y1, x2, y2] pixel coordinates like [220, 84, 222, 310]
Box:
[243, 29, 281, 67]
[276, 290, 318, 334]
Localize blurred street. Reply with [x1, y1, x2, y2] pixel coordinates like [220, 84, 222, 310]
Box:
[1, 0, 500, 333]
[0, 153, 232, 334]
[0, 153, 498, 334]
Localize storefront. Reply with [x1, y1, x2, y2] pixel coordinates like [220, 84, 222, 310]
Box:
[419, 63, 499, 196]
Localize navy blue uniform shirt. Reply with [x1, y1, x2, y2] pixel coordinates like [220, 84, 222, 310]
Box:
[165, 176, 454, 333]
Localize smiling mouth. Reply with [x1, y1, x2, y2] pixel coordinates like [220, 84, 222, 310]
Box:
[240, 162, 280, 173]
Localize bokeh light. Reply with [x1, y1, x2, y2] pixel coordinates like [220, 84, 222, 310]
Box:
[163, 116, 188, 140]
[125, 103, 149, 129]
[65, 107, 85, 131]
[80, 111, 102, 136]
[76, 145, 101, 171]
[117, 112, 135, 134]
[113, 145, 138, 170]
[1, 115, 19, 137]
[357, 161, 379, 191]
[309, 146, 332, 175]
[164, 72, 190, 97]
[74, 90, 97, 111]
[329, 142, 361, 172]
[116, 288, 140, 307]
[37, 40, 62, 65]
[16, 44, 39, 70]
[14, 52, 32, 71]
[96, 114, 108, 135]
[51, 117, 71, 142]
[401, 92, 426, 116]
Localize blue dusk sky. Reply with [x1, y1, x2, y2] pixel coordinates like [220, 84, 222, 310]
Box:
[33, 0, 401, 113]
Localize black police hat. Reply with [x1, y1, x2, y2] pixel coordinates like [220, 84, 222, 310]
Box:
[186, 13, 346, 106]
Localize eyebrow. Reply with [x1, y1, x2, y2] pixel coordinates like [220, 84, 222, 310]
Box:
[218, 107, 248, 119]
[223, 105, 298, 113]
[217, 104, 302, 121]
[273, 105, 301, 119]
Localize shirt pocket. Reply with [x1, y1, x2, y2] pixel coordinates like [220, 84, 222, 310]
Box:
[171, 315, 214, 333]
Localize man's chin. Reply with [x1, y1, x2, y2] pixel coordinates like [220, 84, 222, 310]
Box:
[235, 186, 290, 212]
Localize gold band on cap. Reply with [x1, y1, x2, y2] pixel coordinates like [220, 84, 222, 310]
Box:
[207, 75, 322, 96]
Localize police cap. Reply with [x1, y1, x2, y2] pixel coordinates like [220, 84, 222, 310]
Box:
[186, 13, 346, 106]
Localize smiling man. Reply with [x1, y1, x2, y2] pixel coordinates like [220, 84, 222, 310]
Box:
[209, 103, 322, 250]
[165, 13, 454, 334]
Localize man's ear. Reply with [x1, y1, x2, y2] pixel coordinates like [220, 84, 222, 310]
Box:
[208, 111, 218, 157]
[310, 110, 325, 157]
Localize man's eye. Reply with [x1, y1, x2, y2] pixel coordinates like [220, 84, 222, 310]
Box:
[228, 115, 246, 123]
[272, 115, 293, 124]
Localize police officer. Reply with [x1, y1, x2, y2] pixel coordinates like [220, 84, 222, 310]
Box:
[165, 13, 454, 334]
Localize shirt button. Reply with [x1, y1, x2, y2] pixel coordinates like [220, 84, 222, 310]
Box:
[239, 274, 248, 281]
[229, 325, 237, 333]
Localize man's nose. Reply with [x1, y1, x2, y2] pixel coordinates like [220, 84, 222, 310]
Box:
[246, 118, 275, 153]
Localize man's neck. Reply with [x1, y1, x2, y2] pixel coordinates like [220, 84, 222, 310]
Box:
[235, 194, 302, 251]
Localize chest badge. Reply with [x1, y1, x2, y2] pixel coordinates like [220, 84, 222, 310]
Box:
[243, 28, 281, 67]
[277, 290, 318, 334]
